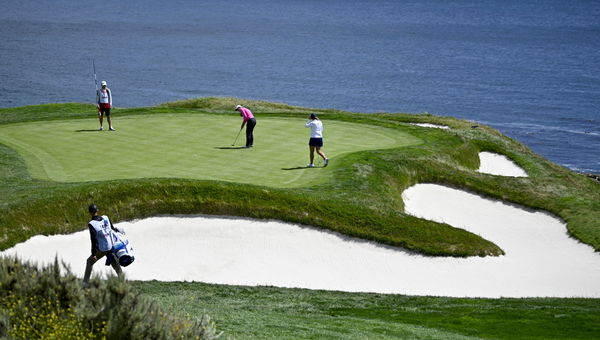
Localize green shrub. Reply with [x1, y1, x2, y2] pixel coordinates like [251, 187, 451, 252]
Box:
[0, 256, 221, 339]
[1, 293, 105, 339]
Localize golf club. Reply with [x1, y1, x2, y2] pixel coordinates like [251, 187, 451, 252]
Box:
[231, 127, 243, 146]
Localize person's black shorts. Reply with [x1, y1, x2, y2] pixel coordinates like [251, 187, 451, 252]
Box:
[100, 108, 111, 116]
[309, 138, 323, 147]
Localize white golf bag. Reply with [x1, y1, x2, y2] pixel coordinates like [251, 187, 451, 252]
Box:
[111, 229, 135, 267]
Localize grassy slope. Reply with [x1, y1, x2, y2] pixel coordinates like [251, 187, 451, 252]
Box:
[2, 98, 600, 339]
[132, 281, 600, 340]
[2, 98, 598, 256]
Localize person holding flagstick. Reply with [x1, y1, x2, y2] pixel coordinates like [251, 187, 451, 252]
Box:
[93, 60, 115, 131]
[96, 80, 114, 131]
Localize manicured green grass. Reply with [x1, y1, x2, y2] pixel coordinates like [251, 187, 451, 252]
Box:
[0, 98, 599, 257]
[0, 114, 417, 186]
[1, 98, 600, 339]
[132, 281, 600, 340]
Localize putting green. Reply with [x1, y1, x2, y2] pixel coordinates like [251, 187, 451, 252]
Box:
[0, 113, 421, 187]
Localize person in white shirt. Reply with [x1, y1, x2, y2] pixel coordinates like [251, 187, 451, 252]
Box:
[83, 204, 122, 286]
[96, 80, 115, 131]
[305, 113, 329, 168]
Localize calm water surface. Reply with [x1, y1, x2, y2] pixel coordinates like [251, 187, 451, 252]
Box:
[1, 0, 599, 172]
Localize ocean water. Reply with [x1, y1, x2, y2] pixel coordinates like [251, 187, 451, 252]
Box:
[1, 0, 599, 173]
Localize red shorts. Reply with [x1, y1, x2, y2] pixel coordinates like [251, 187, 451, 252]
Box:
[99, 103, 111, 109]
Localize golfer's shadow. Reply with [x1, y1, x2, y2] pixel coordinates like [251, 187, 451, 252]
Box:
[75, 129, 102, 132]
[281, 166, 308, 170]
[214, 146, 247, 150]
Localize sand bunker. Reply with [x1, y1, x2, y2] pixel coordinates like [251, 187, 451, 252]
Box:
[478, 151, 528, 177]
[1, 152, 596, 297]
[409, 123, 450, 129]
[3, 190, 600, 298]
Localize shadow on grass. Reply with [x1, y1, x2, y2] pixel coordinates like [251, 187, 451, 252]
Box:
[75, 129, 102, 132]
[281, 166, 309, 170]
[215, 146, 248, 150]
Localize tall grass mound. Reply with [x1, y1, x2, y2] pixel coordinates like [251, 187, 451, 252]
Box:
[0, 256, 221, 339]
[160, 96, 340, 114]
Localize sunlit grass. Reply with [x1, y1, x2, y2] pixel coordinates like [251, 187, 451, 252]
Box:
[1, 98, 600, 339]
[0, 114, 417, 187]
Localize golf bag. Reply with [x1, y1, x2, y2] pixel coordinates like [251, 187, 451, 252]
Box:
[110, 229, 135, 267]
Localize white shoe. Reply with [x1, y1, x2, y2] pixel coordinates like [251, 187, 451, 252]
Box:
[109, 127, 116, 131]
[324, 158, 329, 167]
[99, 126, 103, 131]
[307, 163, 315, 168]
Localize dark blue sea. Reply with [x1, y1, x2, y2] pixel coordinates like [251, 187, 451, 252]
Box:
[1, 0, 599, 173]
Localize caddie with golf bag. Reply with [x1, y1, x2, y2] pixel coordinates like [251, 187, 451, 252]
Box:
[83, 204, 135, 286]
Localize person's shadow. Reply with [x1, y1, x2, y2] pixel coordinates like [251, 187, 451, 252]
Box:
[215, 146, 247, 150]
[281, 166, 309, 170]
[75, 129, 102, 132]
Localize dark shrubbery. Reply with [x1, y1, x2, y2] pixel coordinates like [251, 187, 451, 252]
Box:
[0, 256, 221, 339]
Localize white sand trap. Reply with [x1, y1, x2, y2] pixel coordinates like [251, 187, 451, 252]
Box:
[402, 184, 600, 298]
[478, 151, 528, 177]
[409, 123, 450, 129]
[2, 187, 600, 297]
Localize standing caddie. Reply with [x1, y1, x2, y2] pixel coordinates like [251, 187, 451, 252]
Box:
[97, 80, 115, 131]
[83, 204, 122, 286]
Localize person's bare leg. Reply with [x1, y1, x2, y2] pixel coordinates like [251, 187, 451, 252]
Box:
[108, 115, 113, 130]
[316, 147, 327, 160]
[98, 114, 103, 129]
[309, 146, 315, 165]
[317, 147, 328, 167]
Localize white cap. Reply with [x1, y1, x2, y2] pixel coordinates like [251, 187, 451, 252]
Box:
[235, 105, 242, 110]
[101, 80, 107, 86]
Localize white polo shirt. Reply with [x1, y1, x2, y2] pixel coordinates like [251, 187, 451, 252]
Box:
[305, 119, 323, 138]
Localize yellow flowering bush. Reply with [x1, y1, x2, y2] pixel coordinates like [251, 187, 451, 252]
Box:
[0, 256, 220, 339]
[1, 294, 106, 339]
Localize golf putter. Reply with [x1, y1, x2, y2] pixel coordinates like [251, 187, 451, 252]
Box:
[232, 128, 242, 146]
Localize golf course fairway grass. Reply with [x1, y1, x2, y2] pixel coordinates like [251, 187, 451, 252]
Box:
[0, 114, 419, 187]
[1, 98, 600, 339]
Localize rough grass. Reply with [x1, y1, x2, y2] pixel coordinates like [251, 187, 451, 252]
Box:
[132, 280, 600, 340]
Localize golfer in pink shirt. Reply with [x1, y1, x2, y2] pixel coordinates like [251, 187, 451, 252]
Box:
[235, 105, 257, 148]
